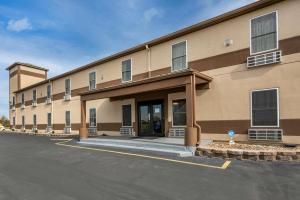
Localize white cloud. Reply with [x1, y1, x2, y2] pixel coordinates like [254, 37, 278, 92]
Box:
[144, 8, 163, 22]
[7, 18, 32, 32]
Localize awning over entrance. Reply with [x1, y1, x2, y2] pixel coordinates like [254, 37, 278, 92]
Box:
[79, 69, 212, 147]
[80, 69, 212, 101]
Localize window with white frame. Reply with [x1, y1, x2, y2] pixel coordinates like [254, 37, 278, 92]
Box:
[122, 59, 132, 82]
[89, 72, 96, 90]
[251, 11, 278, 54]
[47, 85, 51, 99]
[122, 105, 132, 127]
[12, 96, 15, 107]
[22, 116, 25, 128]
[21, 93, 25, 105]
[251, 88, 279, 127]
[172, 41, 187, 71]
[33, 114, 37, 127]
[65, 78, 71, 95]
[89, 108, 97, 127]
[13, 117, 15, 127]
[172, 99, 186, 126]
[47, 113, 52, 127]
[33, 89, 37, 102]
[65, 111, 71, 127]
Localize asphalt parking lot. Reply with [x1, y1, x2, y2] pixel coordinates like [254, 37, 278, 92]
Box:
[0, 133, 299, 200]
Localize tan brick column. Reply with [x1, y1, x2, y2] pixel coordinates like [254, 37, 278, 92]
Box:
[79, 100, 88, 139]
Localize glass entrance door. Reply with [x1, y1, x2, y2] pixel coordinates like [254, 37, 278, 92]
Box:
[138, 100, 164, 137]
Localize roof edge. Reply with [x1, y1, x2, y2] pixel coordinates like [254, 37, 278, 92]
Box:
[6, 62, 49, 71]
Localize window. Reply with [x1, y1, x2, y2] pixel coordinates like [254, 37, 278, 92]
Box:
[65, 78, 71, 95]
[122, 59, 132, 82]
[122, 105, 132, 127]
[89, 108, 97, 127]
[21, 93, 25, 105]
[47, 113, 52, 127]
[251, 88, 279, 127]
[172, 41, 187, 71]
[65, 111, 71, 127]
[89, 72, 96, 90]
[12, 97, 15, 107]
[33, 89, 37, 102]
[13, 117, 15, 127]
[251, 11, 278, 54]
[47, 85, 51, 99]
[33, 115, 37, 127]
[22, 116, 25, 127]
[172, 99, 186, 126]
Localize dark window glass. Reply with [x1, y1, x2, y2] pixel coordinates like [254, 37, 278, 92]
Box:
[33, 115, 37, 127]
[89, 108, 97, 127]
[172, 99, 186, 126]
[21, 93, 25, 105]
[122, 105, 132, 126]
[65, 79, 71, 95]
[252, 89, 278, 126]
[47, 113, 52, 127]
[251, 12, 277, 54]
[65, 111, 71, 127]
[13, 117, 15, 126]
[122, 60, 131, 82]
[47, 85, 51, 99]
[33, 90, 37, 102]
[22, 116, 25, 127]
[12, 97, 15, 106]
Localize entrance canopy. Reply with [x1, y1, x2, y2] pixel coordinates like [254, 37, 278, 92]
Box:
[80, 69, 212, 101]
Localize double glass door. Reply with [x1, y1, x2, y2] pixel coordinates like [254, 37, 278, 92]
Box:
[138, 100, 164, 137]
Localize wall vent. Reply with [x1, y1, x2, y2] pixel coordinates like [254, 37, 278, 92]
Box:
[21, 104, 25, 109]
[169, 128, 185, 137]
[45, 98, 52, 104]
[64, 94, 71, 101]
[64, 127, 72, 134]
[32, 101, 37, 107]
[120, 127, 134, 135]
[248, 129, 283, 141]
[247, 50, 281, 68]
[88, 127, 97, 135]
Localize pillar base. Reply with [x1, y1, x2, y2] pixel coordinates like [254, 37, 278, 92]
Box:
[184, 127, 197, 147]
[79, 128, 88, 140]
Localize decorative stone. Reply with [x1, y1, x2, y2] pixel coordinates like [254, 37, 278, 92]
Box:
[198, 147, 214, 157]
[276, 151, 296, 161]
[242, 150, 260, 161]
[212, 149, 228, 158]
[259, 151, 277, 161]
[195, 150, 203, 156]
[227, 149, 243, 160]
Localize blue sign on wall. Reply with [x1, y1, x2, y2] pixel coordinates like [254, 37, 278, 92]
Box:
[228, 130, 235, 138]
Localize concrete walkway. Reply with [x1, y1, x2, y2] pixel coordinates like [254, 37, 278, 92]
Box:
[79, 137, 195, 156]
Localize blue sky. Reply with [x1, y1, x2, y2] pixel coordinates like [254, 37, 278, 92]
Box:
[0, 0, 255, 118]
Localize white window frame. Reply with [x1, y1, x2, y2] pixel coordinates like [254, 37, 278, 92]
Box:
[249, 11, 279, 55]
[65, 111, 71, 128]
[89, 108, 97, 128]
[250, 87, 280, 128]
[89, 71, 97, 91]
[122, 104, 132, 127]
[33, 114, 37, 128]
[121, 58, 132, 83]
[47, 84, 52, 99]
[32, 89, 37, 102]
[12, 96, 15, 106]
[65, 78, 71, 95]
[171, 40, 188, 72]
[21, 93, 25, 105]
[13, 116, 16, 127]
[47, 113, 52, 128]
[171, 99, 187, 128]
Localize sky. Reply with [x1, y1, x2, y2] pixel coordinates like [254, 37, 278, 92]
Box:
[0, 0, 255, 118]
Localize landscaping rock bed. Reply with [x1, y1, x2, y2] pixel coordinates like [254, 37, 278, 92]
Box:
[196, 142, 299, 161]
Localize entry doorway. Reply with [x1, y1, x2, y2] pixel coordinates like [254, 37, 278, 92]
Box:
[138, 100, 164, 137]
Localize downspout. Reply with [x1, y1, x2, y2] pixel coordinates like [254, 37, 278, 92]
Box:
[192, 74, 201, 146]
[146, 44, 151, 78]
[50, 80, 53, 134]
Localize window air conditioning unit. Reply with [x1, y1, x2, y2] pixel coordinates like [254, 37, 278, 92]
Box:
[32, 101, 37, 107]
[45, 98, 52, 104]
[64, 127, 72, 134]
[120, 127, 134, 135]
[46, 127, 53, 133]
[64, 94, 71, 101]
[247, 50, 281, 68]
[32, 127, 38, 132]
[11, 106, 16, 111]
[88, 127, 97, 135]
[248, 129, 283, 141]
[169, 128, 185, 137]
[21, 104, 26, 109]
